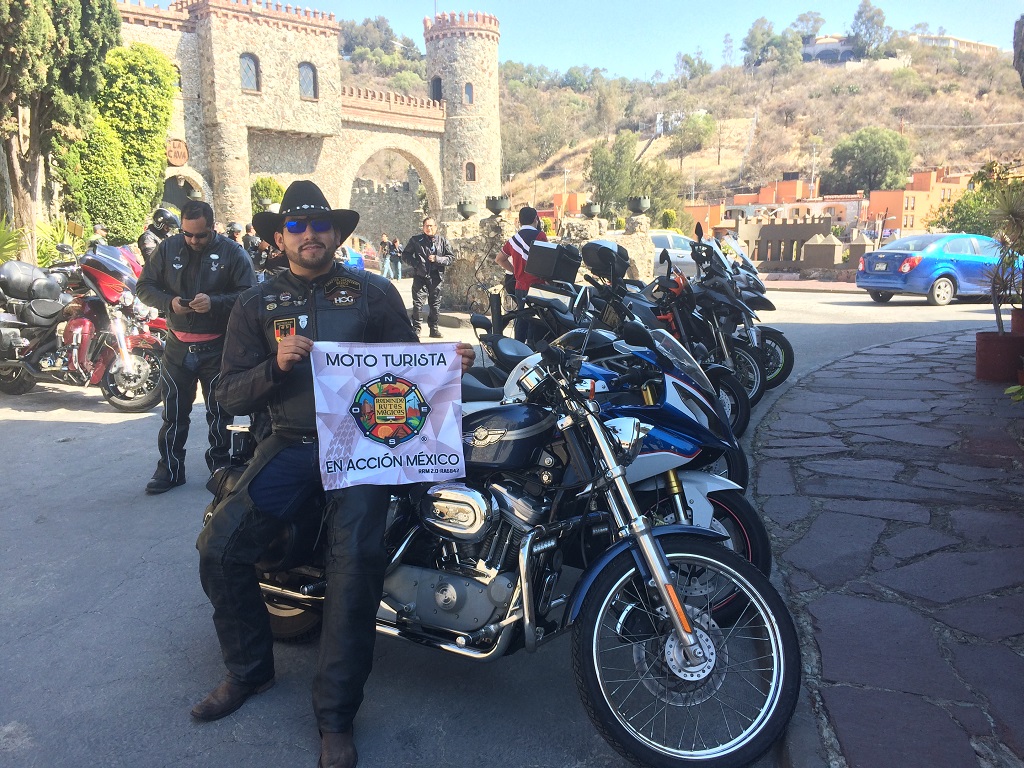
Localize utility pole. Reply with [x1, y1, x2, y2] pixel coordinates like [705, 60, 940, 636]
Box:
[810, 144, 819, 195]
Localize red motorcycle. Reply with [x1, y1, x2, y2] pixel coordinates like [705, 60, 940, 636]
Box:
[0, 247, 164, 412]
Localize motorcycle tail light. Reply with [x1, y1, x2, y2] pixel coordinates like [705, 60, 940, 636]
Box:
[899, 255, 923, 274]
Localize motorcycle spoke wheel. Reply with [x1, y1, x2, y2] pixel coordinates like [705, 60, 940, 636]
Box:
[572, 537, 800, 768]
[759, 329, 794, 390]
[101, 348, 163, 411]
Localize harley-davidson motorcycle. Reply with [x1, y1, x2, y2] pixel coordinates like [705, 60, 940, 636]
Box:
[0, 248, 163, 411]
[219, 320, 800, 768]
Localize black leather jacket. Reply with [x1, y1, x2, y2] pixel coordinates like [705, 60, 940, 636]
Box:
[216, 263, 418, 434]
[401, 232, 454, 279]
[137, 225, 166, 262]
[137, 232, 255, 336]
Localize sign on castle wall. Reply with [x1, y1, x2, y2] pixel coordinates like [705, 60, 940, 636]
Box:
[166, 139, 189, 167]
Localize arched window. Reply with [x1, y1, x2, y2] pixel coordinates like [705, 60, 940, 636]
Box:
[299, 62, 318, 99]
[430, 77, 442, 102]
[464, 82, 474, 104]
[240, 54, 260, 92]
[465, 162, 476, 182]
[172, 65, 182, 90]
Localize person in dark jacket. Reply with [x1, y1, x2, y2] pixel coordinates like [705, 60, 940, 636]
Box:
[138, 208, 181, 262]
[401, 216, 454, 337]
[137, 199, 256, 494]
[191, 180, 473, 768]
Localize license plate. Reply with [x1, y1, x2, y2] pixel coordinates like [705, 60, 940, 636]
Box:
[873, 262, 888, 271]
[601, 303, 621, 328]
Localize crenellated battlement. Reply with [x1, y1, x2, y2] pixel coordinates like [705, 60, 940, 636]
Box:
[117, 0, 338, 36]
[423, 11, 500, 43]
[339, 86, 444, 113]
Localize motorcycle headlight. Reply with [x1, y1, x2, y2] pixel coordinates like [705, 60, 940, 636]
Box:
[120, 289, 134, 308]
[516, 365, 550, 397]
[603, 417, 651, 465]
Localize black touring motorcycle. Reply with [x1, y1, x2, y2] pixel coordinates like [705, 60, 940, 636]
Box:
[211, 321, 799, 768]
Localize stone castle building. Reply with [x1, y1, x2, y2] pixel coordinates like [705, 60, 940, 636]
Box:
[116, 0, 501, 238]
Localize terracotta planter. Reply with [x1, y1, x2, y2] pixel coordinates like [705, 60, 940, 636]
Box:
[975, 331, 1024, 382]
[1010, 307, 1024, 335]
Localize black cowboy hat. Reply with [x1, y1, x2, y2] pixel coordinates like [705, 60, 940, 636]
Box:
[252, 180, 359, 244]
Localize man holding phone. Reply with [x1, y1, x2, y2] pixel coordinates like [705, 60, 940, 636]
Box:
[137, 199, 256, 494]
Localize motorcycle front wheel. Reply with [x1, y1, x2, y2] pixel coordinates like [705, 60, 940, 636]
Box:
[710, 372, 750, 438]
[572, 536, 800, 768]
[760, 328, 794, 390]
[727, 340, 766, 407]
[100, 347, 163, 412]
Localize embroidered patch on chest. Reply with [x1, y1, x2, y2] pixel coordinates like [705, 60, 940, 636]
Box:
[273, 317, 296, 342]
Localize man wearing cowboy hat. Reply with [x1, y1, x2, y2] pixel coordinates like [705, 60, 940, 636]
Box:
[192, 180, 474, 768]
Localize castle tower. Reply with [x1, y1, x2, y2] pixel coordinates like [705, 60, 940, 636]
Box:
[423, 12, 501, 221]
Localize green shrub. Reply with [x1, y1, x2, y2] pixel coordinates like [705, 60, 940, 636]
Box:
[615, 216, 626, 229]
[660, 208, 678, 229]
[251, 177, 285, 218]
[540, 216, 554, 235]
[36, 219, 87, 268]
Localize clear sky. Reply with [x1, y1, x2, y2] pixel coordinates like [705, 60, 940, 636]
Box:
[306, 0, 1021, 80]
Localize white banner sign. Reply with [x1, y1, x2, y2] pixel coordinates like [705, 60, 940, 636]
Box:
[311, 342, 465, 490]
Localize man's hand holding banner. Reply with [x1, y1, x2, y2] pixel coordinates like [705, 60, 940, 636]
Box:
[311, 342, 465, 490]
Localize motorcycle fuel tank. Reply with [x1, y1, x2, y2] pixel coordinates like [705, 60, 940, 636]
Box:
[461, 403, 557, 470]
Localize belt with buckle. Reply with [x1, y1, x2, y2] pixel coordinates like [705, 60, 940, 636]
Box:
[183, 340, 221, 353]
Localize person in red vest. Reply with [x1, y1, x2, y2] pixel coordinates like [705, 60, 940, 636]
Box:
[495, 206, 547, 342]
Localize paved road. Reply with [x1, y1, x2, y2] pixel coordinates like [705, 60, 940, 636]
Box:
[0, 287, 1015, 767]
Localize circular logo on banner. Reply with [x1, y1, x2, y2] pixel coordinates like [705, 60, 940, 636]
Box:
[350, 373, 430, 447]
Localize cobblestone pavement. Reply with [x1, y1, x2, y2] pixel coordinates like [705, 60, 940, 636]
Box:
[752, 330, 1024, 768]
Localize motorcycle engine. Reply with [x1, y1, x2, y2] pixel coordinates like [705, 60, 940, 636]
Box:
[419, 482, 495, 543]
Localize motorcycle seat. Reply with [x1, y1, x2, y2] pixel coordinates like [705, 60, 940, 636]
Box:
[461, 374, 506, 403]
[19, 299, 65, 326]
[0, 260, 48, 300]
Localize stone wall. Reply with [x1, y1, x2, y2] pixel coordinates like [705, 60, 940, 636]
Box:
[350, 169, 425, 249]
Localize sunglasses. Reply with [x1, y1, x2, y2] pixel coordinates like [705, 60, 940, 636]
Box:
[182, 230, 211, 240]
[285, 218, 333, 234]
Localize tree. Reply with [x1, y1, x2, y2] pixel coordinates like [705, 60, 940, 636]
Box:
[849, 0, 891, 59]
[791, 11, 825, 38]
[668, 113, 716, 168]
[722, 34, 734, 68]
[675, 50, 712, 83]
[0, 0, 120, 263]
[80, 114, 146, 244]
[1014, 14, 1024, 90]
[94, 44, 177, 213]
[927, 162, 1012, 237]
[821, 127, 911, 194]
[585, 131, 639, 214]
[742, 18, 776, 68]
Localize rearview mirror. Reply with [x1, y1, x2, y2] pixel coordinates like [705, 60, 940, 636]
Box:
[621, 320, 654, 349]
[570, 286, 591, 322]
[694, 222, 704, 241]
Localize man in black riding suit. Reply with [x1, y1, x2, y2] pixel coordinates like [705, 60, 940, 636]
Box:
[137, 199, 256, 494]
[401, 216, 454, 337]
[138, 208, 181, 262]
[192, 180, 473, 768]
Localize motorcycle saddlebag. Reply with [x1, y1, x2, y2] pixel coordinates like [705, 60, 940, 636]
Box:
[0, 327, 23, 353]
[0, 261, 48, 301]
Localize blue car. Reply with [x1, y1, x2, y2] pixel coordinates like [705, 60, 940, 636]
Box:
[856, 233, 1002, 306]
[337, 246, 364, 270]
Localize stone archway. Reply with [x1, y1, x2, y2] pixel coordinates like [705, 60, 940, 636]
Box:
[162, 166, 210, 211]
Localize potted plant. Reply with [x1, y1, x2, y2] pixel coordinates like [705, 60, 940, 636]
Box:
[976, 185, 1024, 381]
[485, 195, 510, 215]
[456, 200, 478, 220]
[626, 196, 650, 215]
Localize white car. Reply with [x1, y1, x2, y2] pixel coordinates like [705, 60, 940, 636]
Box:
[649, 230, 697, 276]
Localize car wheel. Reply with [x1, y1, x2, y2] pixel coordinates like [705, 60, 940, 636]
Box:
[868, 291, 893, 303]
[927, 277, 954, 306]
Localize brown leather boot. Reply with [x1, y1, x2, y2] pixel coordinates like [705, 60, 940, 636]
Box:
[190, 678, 274, 721]
[319, 729, 357, 768]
